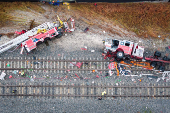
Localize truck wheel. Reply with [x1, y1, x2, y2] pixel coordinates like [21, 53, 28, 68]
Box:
[36, 41, 43, 46]
[44, 37, 51, 41]
[158, 66, 165, 72]
[116, 51, 124, 59]
[154, 51, 161, 57]
[150, 61, 157, 68]
[56, 32, 63, 38]
[163, 56, 169, 61]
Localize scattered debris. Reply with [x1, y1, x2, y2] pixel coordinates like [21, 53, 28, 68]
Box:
[75, 73, 80, 79]
[131, 78, 135, 82]
[108, 62, 116, 69]
[15, 30, 27, 35]
[158, 35, 161, 38]
[156, 78, 161, 82]
[12, 70, 18, 74]
[75, 62, 83, 68]
[33, 61, 40, 65]
[108, 70, 114, 76]
[9, 75, 13, 78]
[105, 72, 109, 76]
[91, 50, 95, 53]
[96, 75, 99, 78]
[33, 75, 36, 79]
[12, 90, 17, 94]
[70, 62, 76, 66]
[6, 63, 10, 67]
[84, 27, 89, 33]
[156, 71, 170, 82]
[98, 97, 102, 100]
[147, 75, 158, 79]
[0, 71, 6, 80]
[81, 48, 87, 50]
[30, 76, 34, 81]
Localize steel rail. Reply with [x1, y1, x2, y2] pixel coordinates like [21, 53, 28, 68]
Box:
[0, 59, 110, 62]
[0, 68, 110, 71]
[1, 85, 170, 88]
[0, 94, 170, 97]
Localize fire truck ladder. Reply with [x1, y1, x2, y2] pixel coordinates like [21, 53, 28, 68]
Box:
[0, 22, 57, 54]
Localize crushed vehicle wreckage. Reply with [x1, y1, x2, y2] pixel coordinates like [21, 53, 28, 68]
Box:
[103, 38, 170, 72]
[0, 16, 75, 54]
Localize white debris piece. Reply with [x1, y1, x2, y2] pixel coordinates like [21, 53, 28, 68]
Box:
[91, 50, 95, 52]
[0, 71, 6, 80]
[70, 62, 76, 66]
[131, 78, 135, 81]
[156, 78, 161, 82]
[109, 70, 113, 76]
[84, 46, 87, 49]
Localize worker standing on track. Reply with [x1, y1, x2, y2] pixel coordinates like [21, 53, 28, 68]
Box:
[98, 91, 106, 100]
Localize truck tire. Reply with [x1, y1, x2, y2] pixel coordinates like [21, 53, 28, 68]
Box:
[154, 51, 161, 57]
[44, 37, 51, 41]
[116, 51, 124, 59]
[163, 56, 169, 61]
[56, 32, 63, 38]
[150, 61, 157, 68]
[158, 66, 165, 72]
[56, 28, 63, 38]
[36, 41, 43, 46]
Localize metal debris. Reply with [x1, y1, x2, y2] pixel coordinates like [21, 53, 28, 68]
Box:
[0, 71, 6, 80]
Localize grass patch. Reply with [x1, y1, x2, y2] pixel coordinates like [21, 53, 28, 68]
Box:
[0, 2, 45, 27]
[68, 2, 170, 39]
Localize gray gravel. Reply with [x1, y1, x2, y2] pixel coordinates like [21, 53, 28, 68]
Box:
[0, 98, 170, 113]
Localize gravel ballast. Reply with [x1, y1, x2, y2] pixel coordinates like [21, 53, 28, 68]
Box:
[0, 98, 170, 113]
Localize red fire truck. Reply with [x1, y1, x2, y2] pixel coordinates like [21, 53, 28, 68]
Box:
[103, 39, 170, 72]
[103, 38, 144, 60]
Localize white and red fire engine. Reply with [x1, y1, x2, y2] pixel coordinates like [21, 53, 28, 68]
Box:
[103, 38, 144, 60]
[0, 17, 75, 54]
[103, 38, 170, 72]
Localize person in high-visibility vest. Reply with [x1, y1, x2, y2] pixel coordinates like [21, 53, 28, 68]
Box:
[98, 91, 107, 100]
[102, 91, 106, 96]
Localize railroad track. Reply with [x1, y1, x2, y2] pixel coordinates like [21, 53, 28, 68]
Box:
[0, 57, 169, 79]
[0, 82, 170, 99]
[0, 57, 109, 73]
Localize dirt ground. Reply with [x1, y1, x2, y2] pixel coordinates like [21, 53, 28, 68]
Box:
[0, 3, 169, 57]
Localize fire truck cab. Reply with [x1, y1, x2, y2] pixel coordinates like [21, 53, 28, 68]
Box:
[103, 39, 144, 59]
